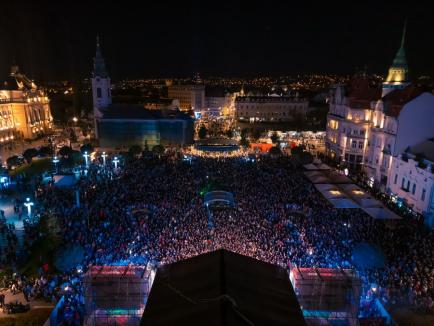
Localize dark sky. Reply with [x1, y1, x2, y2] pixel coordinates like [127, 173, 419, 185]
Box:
[0, 1, 433, 81]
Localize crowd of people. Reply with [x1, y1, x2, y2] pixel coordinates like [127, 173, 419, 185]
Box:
[1, 153, 433, 323]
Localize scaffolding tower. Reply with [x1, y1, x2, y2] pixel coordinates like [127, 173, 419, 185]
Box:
[83, 264, 155, 326]
[290, 267, 362, 326]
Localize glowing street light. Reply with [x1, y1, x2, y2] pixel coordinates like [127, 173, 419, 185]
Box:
[113, 156, 119, 169]
[24, 197, 34, 217]
[72, 117, 78, 123]
[52, 156, 60, 173]
[83, 151, 90, 166]
[101, 152, 107, 166]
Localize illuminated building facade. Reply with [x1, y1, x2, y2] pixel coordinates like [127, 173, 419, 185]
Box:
[235, 95, 308, 122]
[0, 65, 53, 146]
[167, 84, 205, 111]
[326, 75, 379, 171]
[203, 87, 238, 117]
[382, 22, 410, 97]
[388, 140, 434, 227]
[326, 23, 434, 188]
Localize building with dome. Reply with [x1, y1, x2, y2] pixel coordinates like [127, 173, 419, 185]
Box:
[0, 65, 53, 150]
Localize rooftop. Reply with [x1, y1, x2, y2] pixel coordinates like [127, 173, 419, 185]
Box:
[408, 138, 434, 163]
[100, 104, 193, 120]
[383, 84, 427, 117]
[141, 249, 305, 326]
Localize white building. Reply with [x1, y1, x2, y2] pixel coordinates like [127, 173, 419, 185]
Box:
[364, 87, 434, 189]
[235, 95, 308, 122]
[326, 23, 434, 190]
[388, 139, 434, 228]
[167, 84, 205, 111]
[204, 87, 238, 117]
[91, 36, 112, 138]
[326, 75, 380, 171]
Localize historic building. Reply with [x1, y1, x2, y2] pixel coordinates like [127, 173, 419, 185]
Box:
[0, 65, 53, 149]
[167, 83, 205, 112]
[326, 23, 434, 180]
[91, 38, 194, 148]
[326, 75, 380, 171]
[388, 139, 434, 228]
[364, 86, 434, 189]
[235, 95, 308, 122]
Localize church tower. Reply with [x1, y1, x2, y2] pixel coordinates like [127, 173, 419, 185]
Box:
[382, 21, 410, 97]
[92, 36, 111, 138]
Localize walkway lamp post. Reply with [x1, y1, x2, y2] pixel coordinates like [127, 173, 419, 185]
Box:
[24, 197, 34, 217]
[113, 156, 119, 169]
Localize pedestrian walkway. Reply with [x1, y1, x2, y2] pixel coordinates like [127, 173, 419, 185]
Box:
[0, 288, 54, 318]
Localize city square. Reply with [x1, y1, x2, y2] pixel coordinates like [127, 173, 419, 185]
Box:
[0, 1, 432, 325]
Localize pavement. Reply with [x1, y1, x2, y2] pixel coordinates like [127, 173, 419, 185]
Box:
[0, 288, 54, 318]
[0, 138, 49, 165]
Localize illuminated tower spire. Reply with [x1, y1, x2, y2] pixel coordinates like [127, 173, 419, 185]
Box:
[382, 20, 410, 96]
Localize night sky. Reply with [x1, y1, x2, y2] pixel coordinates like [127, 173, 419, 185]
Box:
[0, 1, 433, 81]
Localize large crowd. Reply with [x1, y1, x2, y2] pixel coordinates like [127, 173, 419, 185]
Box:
[1, 153, 433, 323]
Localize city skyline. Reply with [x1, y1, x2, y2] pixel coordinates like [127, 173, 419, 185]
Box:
[1, 1, 434, 81]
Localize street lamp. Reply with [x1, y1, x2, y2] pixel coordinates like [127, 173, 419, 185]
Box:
[52, 156, 60, 173]
[101, 152, 107, 166]
[72, 117, 78, 124]
[113, 156, 119, 169]
[83, 151, 90, 166]
[24, 197, 34, 217]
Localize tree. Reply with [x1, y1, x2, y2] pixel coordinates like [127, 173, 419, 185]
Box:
[6, 156, 21, 169]
[251, 129, 261, 142]
[270, 132, 279, 144]
[240, 137, 250, 148]
[152, 145, 165, 155]
[198, 125, 207, 139]
[59, 146, 72, 158]
[225, 129, 234, 139]
[80, 143, 94, 154]
[240, 128, 250, 148]
[23, 148, 38, 163]
[39, 146, 54, 157]
[240, 128, 248, 139]
[129, 145, 142, 157]
[269, 146, 282, 156]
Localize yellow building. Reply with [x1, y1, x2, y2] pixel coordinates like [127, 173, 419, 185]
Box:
[0, 66, 53, 147]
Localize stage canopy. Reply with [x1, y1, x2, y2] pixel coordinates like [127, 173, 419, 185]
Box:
[141, 249, 306, 326]
[306, 168, 400, 219]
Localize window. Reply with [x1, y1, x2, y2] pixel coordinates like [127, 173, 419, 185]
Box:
[97, 88, 102, 98]
[360, 129, 365, 136]
[394, 174, 398, 184]
[422, 189, 426, 201]
[407, 180, 410, 190]
[358, 141, 363, 149]
[401, 177, 405, 189]
[412, 184, 416, 195]
[351, 140, 357, 148]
